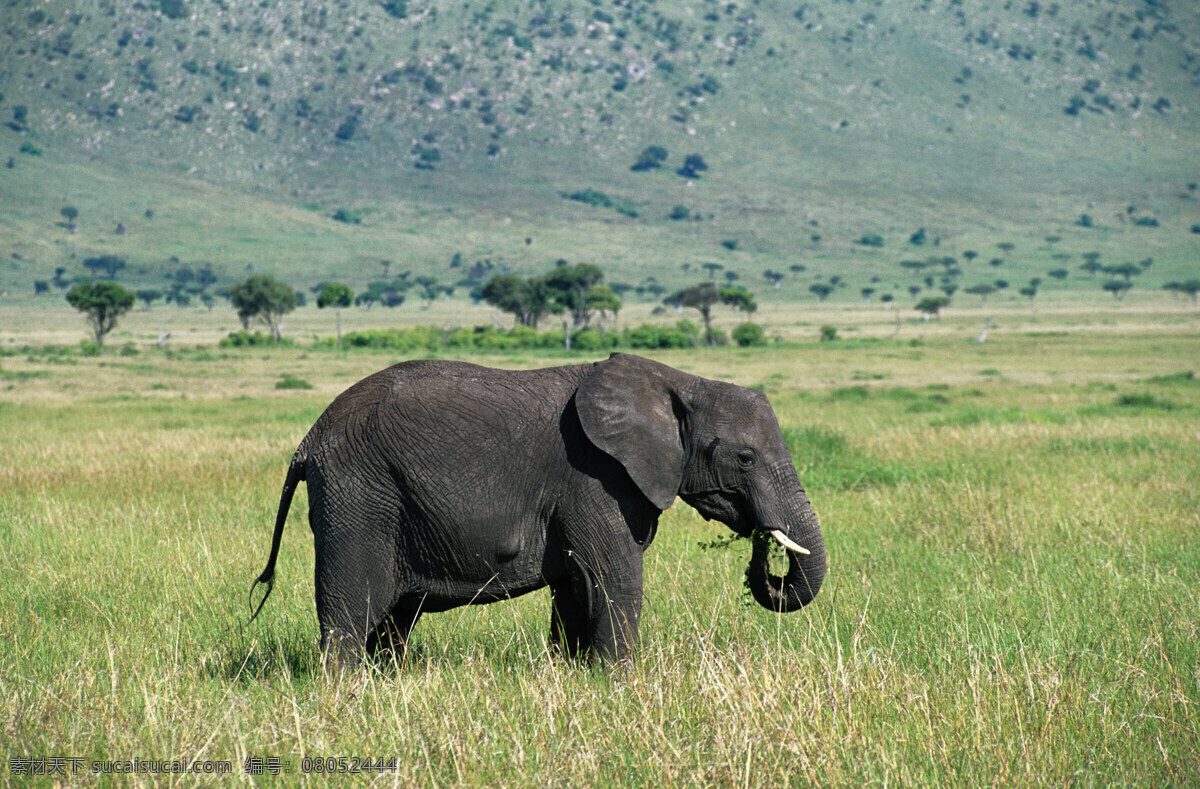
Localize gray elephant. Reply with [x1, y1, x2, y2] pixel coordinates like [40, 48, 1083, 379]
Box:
[250, 352, 825, 665]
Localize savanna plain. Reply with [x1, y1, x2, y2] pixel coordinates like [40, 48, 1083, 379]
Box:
[1, 305, 1197, 787]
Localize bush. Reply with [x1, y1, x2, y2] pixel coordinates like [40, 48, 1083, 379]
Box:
[220, 330, 293, 348]
[623, 322, 696, 349]
[341, 326, 441, 351]
[820, 325, 839, 341]
[276, 373, 313, 390]
[331, 208, 362, 224]
[731, 322, 766, 347]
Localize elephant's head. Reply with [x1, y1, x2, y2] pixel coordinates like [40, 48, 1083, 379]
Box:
[576, 353, 826, 613]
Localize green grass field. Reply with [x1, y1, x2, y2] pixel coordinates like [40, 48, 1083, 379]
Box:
[2, 320, 1197, 784]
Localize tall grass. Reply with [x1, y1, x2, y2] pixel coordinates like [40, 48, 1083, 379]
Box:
[1, 334, 1197, 784]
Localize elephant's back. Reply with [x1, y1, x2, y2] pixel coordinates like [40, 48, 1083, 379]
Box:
[298, 358, 587, 465]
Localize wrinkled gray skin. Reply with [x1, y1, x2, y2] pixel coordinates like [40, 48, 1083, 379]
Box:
[250, 353, 825, 666]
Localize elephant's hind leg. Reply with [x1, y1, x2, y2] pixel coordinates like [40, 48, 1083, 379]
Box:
[314, 540, 400, 672]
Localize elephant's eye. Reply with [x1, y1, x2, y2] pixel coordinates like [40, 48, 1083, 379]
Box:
[737, 449, 756, 468]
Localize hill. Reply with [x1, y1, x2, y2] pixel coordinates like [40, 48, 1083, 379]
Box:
[2, 0, 1199, 309]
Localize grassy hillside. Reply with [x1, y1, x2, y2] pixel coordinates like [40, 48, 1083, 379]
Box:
[2, 0, 1199, 311]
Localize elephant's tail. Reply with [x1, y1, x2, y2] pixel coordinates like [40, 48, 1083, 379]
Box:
[246, 452, 306, 626]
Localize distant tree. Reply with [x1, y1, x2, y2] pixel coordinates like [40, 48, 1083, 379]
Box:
[1048, 268, 1069, 280]
[585, 284, 623, 340]
[1163, 280, 1200, 305]
[908, 228, 928, 246]
[880, 293, 895, 307]
[544, 263, 605, 331]
[1102, 280, 1132, 301]
[317, 282, 355, 347]
[136, 289, 163, 309]
[66, 281, 135, 346]
[941, 284, 958, 299]
[907, 285, 922, 299]
[482, 274, 558, 328]
[669, 205, 690, 221]
[763, 270, 785, 290]
[83, 255, 126, 279]
[996, 242, 1016, 256]
[1077, 213, 1094, 228]
[1103, 263, 1141, 281]
[229, 274, 297, 342]
[860, 287, 875, 302]
[60, 206, 79, 230]
[964, 283, 998, 304]
[677, 154, 708, 179]
[670, 282, 721, 346]
[1080, 259, 1103, 278]
[856, 234, 884, 248]
[962, 250, 978, 262]
[1019, 285, 1038, 302]
[34, 280, 49, 296]
[719, 286, 757, 315]
[631, 145, 668, 171]
[809, 283, 833, 302]
[788, 264, 807, 274]
[915, 295, 949, 319]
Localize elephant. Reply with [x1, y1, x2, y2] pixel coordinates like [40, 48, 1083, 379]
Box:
[249, 352, 825, 666]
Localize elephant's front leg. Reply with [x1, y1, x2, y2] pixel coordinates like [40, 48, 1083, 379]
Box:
[548, 549, 643, 663]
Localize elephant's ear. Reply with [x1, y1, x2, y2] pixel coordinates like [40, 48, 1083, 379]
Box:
[575, 353, 691, 510]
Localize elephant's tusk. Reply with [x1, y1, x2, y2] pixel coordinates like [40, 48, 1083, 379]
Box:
[770, 529, 811, 555]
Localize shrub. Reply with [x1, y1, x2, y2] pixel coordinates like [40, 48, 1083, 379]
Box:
[857, 234, 884, 248]
[631, 146, 668, 172]
[819, 324, 839, 341]
[342, 326, 441, 351]
[623, 322, 696, 349]
[219, 330, 293, 348]
[332, 208, 362, 224]
[731, 322, 766, 347]
[566, 188, 612, 208]
[276, 373, 313, 390]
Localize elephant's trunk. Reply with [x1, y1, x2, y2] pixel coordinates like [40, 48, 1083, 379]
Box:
[746, 471, 826, 613]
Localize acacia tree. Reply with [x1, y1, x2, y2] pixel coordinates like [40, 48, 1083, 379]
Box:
[585, 284, 623, 341]
[668, 282, 721, 346]
[66, 281, 135, 345]
[230, 274, 297, 342]
[719, 285, 757, 315]
[1164, 280, 1200, 305]
[481, 274, 559, 328]
[964, 283, 997, 305]
[809, 283, 833, 302]
[544, 263, 604, 329]
[317, 282, 355, 347]
[915, 295, 950, 320]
